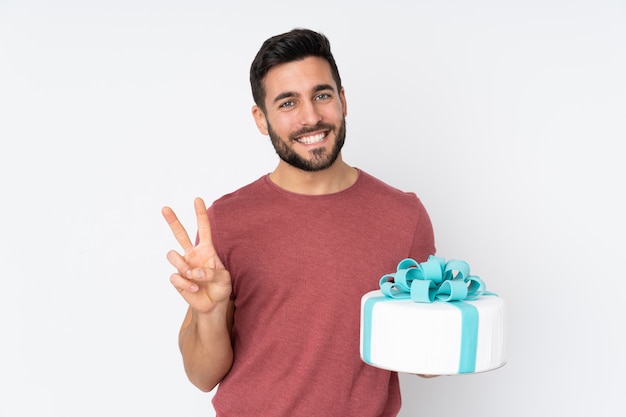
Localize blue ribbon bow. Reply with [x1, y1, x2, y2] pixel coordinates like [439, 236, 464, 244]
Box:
[379, 255, 488, 303]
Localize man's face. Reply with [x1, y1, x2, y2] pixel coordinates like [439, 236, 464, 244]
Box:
[253, 56, 347, 172]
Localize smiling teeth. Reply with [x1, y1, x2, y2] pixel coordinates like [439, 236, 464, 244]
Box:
[297, 133, 326, 144]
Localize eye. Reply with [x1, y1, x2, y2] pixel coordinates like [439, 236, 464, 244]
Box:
[279, 100, 295, 109]
[315, 93, 331, 101]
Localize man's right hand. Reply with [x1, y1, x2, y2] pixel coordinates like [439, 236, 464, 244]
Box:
[162, 197, 232, 315]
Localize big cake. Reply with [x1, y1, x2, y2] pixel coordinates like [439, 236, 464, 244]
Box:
[360, 256, 506, 375]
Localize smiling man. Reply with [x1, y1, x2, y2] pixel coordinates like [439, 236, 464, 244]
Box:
[163, 28, 436, 416]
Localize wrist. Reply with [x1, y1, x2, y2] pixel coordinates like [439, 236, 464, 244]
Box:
[193, 298, 231, 321]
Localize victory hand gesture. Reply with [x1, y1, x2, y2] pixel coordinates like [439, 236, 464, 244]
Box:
[162, 197, 232, 314]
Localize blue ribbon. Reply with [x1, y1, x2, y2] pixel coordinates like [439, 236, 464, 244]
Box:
[363, 256, 494, 373]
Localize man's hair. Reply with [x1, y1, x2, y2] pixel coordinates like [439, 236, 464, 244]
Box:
[250, 28, 342, 111]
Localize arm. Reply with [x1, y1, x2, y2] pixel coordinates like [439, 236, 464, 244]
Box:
[178, 300, 235, 391]
[162, 197, 235, 392]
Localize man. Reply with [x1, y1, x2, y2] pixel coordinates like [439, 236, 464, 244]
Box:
[162, 28, 436, 416]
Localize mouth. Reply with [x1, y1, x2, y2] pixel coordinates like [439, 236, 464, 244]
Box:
[294, 131, 328, 145]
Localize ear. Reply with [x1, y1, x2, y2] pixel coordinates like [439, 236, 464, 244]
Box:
[252, 105, 269, 135]
[340, 87, 348, 117]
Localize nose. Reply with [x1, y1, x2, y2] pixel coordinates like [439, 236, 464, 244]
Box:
[299, 100, 322, 126]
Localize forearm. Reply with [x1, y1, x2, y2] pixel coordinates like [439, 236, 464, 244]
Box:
[179, 302, 234, 392]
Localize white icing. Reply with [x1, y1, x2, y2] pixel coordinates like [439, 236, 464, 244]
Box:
[360, 290, 506, 375]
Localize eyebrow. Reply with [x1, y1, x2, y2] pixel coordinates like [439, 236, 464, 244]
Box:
[271, 83, 336, 105]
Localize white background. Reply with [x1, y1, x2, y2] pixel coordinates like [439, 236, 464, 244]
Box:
[1, 0, 625, 416]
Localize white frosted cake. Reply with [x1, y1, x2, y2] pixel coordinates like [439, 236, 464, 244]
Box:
[360, 257, 506, 375]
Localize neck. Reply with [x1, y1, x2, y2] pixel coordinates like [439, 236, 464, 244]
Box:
[269, 157, 359, 195]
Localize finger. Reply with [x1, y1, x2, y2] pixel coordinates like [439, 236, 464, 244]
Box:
[193, 198, 225, 269]
[166, 250, 192, 278]
[162, 205, 194, 252]
[170, 273, 199, 293]
[194, 198, 223, 269]
[193, 197, 214, 249]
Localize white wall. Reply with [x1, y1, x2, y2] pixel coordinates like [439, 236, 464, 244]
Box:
[1, 1, 624, 416]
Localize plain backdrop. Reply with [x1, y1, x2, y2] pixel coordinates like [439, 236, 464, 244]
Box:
[1, 0, 625, 416]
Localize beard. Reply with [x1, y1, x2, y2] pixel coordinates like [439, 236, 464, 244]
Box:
[267, 117, 347, 172]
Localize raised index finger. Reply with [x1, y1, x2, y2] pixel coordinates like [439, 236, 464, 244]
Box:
[161, 205, 194, 251]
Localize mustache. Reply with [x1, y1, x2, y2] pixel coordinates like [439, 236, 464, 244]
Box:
[289, 123, 334, 141]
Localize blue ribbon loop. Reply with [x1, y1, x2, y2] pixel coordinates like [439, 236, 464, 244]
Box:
[365, 255, 494, 374]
